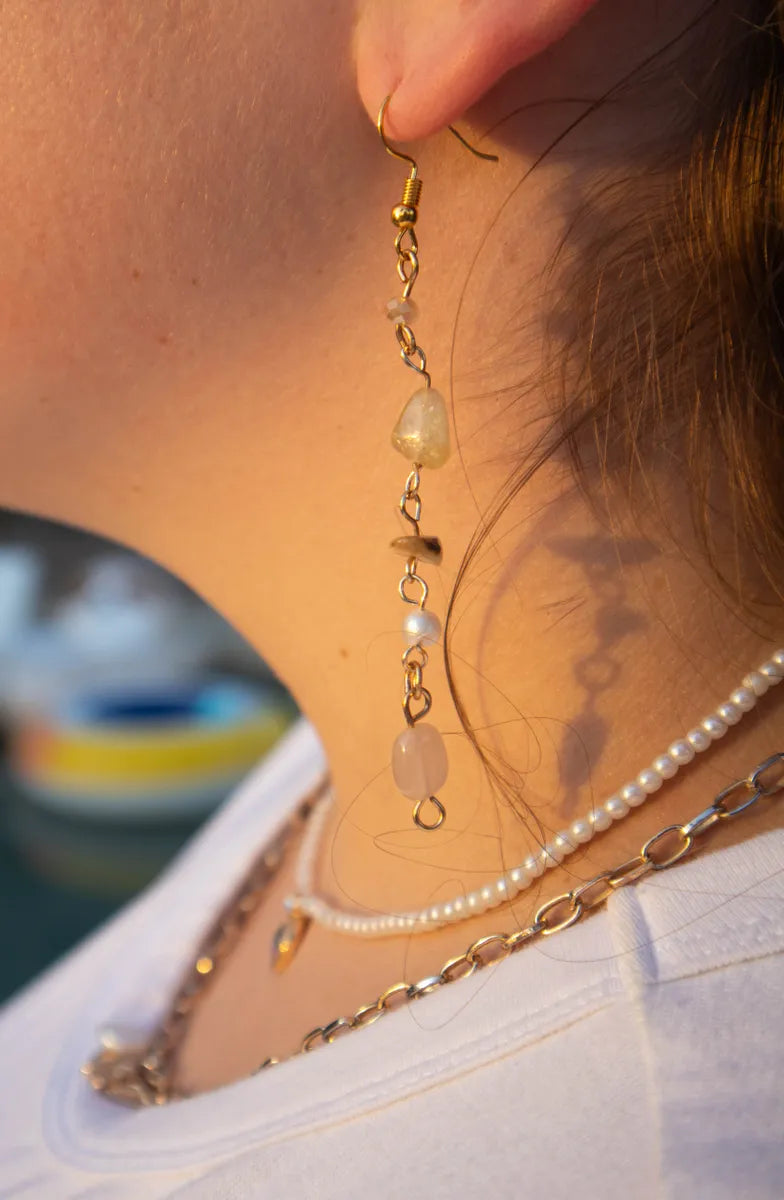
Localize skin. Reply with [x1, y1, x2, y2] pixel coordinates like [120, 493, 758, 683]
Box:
[1, 0, 781, 1090]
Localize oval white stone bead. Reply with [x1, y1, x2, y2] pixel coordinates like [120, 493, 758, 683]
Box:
[743, 670, 769, 697]
[669, 739, 695, 766]
[605, 794, 630, 820]
[638, 768, 664, 794]
[652, 753, 678, 779]
[701, 714, 728, 740]
[686, 727, 711, 752]
[621, 782, 646, 807]
[716, 701, 741, 726]
[402, 607, 441, 646]
[731, 686, 757, 712]
[392, 723, 448, 802]
[391, 387, 451, 469]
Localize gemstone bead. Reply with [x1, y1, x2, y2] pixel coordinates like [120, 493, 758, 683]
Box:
[390, 534, 443, 565]
[391, 387, 450, 469]
[402, 608, 441, 646]
[392, 723, 448, 802]
[385, 297, 419, 324]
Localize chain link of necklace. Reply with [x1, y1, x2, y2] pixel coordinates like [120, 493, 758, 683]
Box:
[82, 751, 784, 1107]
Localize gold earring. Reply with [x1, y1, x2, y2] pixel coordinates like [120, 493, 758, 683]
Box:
[378, 95, 497, 831]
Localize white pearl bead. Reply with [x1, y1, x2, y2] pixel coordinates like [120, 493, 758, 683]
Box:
[569, 819, 593, 844]
[552, 831, 577, 857]
[588, 807, 613, 832]
[524, 854, 546, 877]
[429, 906, 441, 922]
[760, 661, 783, 686]
[442, 904, 454, 919]
[686, 727, 711, 752]
[621, 782, 646, 807]
[669, 739, 695, 765]
[700, 714, 728, 740]
[652, 754, 678, 779]
[716, 701, 741, 726]
[543, 844, 564, 866]
[742, 670, 769, 697]
[508, 866, 529, 885]
[480, 886, 494, 904]
[637, 768, 663, 794]
[453, 898, 465, 913]
[466, 892, 481, 909]
[773, 649, 784, 668]
[605, 794, 630, 820]
[730, 686, 757, 712]
[402, 608, 441, 647]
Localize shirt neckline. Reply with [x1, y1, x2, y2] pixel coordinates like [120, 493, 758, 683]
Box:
[39, 721, 784, 1174]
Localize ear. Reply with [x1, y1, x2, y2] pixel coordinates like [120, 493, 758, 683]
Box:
[353, 0, 599, 141]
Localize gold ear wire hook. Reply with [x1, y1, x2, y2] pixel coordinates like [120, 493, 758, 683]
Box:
[376, 93, 499, 172]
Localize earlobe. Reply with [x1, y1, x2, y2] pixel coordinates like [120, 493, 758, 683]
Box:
[353, 0, 598, 142]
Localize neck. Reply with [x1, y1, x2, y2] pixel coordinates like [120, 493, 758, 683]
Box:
[3, 0, 781, 909]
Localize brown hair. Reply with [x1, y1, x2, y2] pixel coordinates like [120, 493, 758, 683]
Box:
[445, 1, 784, 793]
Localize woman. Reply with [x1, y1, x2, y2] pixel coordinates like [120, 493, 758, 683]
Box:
[1, 0, 783, 1194]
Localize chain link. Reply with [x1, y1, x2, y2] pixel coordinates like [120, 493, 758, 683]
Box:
[82, 752, 784, 1105]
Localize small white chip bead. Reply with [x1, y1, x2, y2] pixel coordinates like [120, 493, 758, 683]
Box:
[385, 297, 419, 324]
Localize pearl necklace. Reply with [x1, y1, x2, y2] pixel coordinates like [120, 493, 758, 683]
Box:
[275, 650, 784, 957]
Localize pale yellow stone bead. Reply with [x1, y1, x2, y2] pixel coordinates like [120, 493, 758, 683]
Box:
[392, 723, 448, 802]
[391, 387, 450, 469]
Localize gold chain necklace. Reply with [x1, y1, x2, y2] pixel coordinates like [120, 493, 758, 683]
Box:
[83, 752, 784, 1107]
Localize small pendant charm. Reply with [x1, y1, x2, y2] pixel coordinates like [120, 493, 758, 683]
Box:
[271, 908, 311, 973]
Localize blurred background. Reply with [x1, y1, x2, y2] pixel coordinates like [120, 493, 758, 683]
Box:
[0, 510, 298, 1004]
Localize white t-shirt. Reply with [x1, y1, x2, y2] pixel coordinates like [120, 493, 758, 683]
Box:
[1, 719, 783, 1199]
